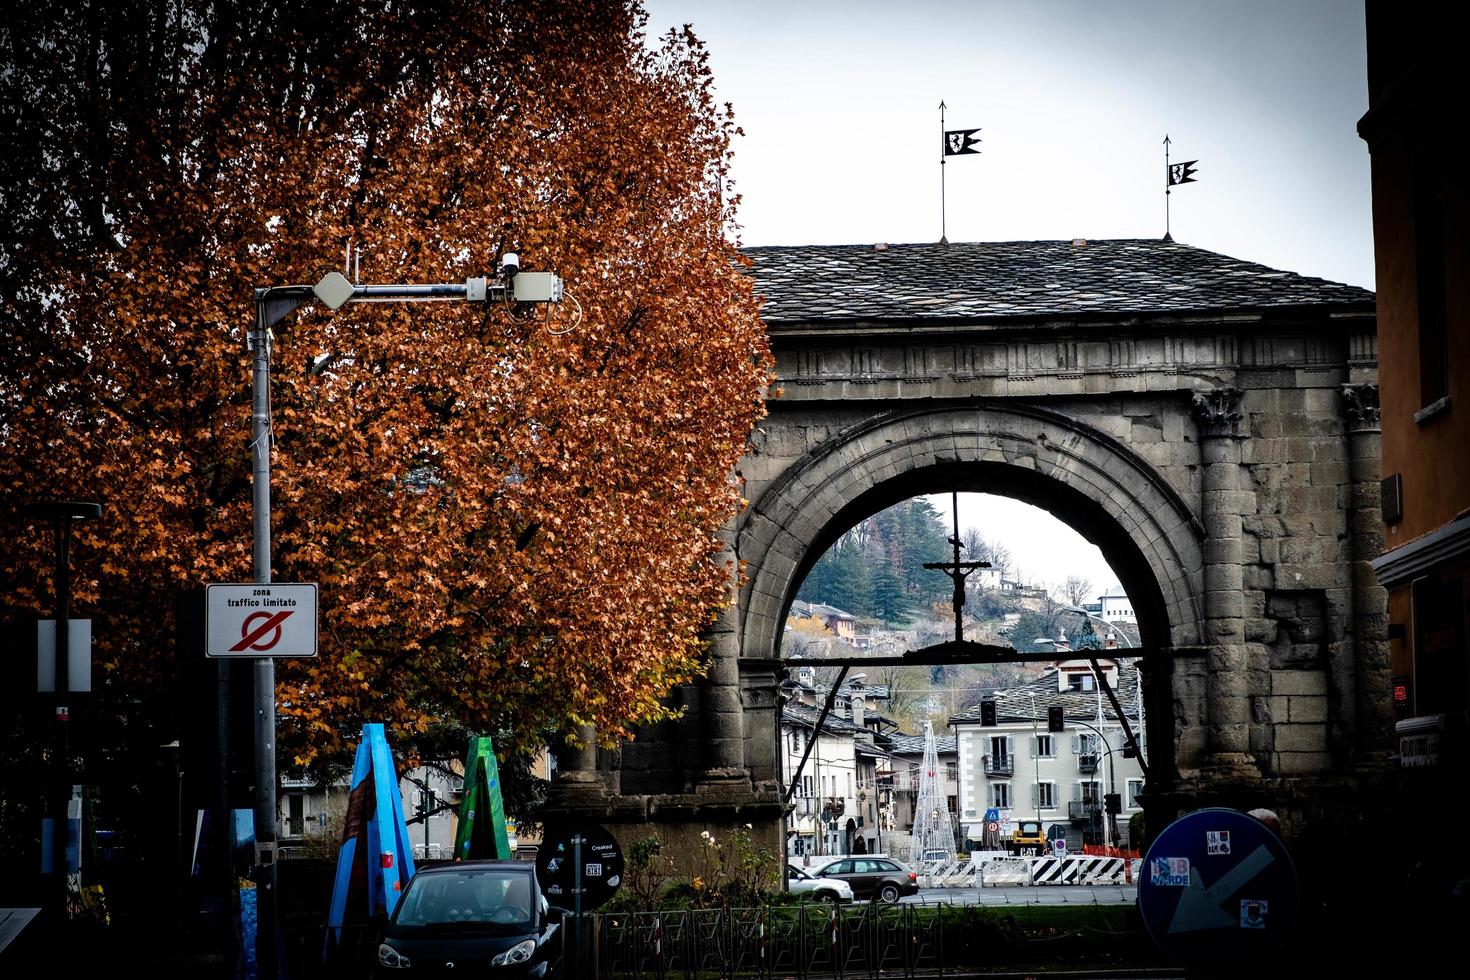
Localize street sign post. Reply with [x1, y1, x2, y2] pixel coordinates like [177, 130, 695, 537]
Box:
[538, 824, 623, 980]
[1137, 808, 1298, 968]
[205, 584, 318, 658]
[536, 823, 625, 912]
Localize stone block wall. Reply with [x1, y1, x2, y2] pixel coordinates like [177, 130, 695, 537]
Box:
[565, 314, 1385, 869]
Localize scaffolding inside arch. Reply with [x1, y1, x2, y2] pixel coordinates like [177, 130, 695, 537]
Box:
[908, 721, 956, 867]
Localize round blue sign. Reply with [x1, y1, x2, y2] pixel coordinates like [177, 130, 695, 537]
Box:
[1137, 808, 1298, 967]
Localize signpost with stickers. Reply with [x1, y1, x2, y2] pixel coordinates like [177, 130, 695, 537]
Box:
[537, 824, 625, 979]
[1137, 808, 1299, 968]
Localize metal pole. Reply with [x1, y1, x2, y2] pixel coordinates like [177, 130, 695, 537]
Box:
[573, 834, 584, 980]
[1163, 135, 1172, 241]
[54, 519, 71, 883]
[24, 502, 101, 899]
[1068, 719, 1114, 849]
[250, 299, 279, 979]
[939, 101, 948, 244]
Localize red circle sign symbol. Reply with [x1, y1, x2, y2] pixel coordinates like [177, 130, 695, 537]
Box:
[229, 610, 292, 652]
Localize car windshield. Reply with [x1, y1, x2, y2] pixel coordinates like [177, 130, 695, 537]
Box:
[393, 870, 535, 934]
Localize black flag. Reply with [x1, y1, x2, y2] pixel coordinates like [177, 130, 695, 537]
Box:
[944, 129, 981, 156]
[1168, 160, 1198, 186]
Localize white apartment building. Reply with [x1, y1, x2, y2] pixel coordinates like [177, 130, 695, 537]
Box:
[951, 660, 1147, 849]
[781, 682, 888, 861]
[1097, 586, 1137, 624]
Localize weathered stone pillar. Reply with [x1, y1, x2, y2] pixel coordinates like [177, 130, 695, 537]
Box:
[699, 543, 748, 789]
[548, 723, 603, 802]
[1193, 387, 1260, 778]
[1341, 383, 1394, 763]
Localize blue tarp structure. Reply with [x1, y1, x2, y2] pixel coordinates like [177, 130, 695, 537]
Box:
[325, 723, 416, 944]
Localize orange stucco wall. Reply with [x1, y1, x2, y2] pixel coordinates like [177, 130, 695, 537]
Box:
[1370, 139, 1470, 551]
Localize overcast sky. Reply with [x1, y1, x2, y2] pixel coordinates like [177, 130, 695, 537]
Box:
[645, 0, 1373, 288]
[924, 493, 1119, 600]
[643, 0, 1372, 596]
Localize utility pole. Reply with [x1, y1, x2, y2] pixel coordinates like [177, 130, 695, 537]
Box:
[245, 259, 564, 978]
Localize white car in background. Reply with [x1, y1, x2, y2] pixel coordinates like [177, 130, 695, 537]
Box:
[786, 864, 854, 902]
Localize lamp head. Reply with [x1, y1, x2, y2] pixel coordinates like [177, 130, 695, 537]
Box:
[313, 271, 356, 311]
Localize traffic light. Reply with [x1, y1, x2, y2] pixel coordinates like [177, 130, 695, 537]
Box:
[1105, 793, 1122, 815]
[980, 700, 997, 726]
[1047, 706, 1064, 733]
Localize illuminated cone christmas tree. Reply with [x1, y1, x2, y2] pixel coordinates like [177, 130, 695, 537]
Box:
[909, 721, 956, 866]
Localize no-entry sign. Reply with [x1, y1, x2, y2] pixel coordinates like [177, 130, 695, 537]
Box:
[206, 583, 318, 658]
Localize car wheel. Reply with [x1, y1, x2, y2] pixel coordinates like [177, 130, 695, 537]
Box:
[879, 884, 900, 904]
[814, 890, 837, 903]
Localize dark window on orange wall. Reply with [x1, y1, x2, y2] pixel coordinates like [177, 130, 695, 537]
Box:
[1413, 159, 1449, 412]
[1411, 573, 1467, 716]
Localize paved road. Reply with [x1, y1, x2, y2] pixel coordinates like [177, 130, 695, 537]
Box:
[901, 884, 1138, 906]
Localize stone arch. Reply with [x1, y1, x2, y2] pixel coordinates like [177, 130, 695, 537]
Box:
[738, 402, 1207, 660]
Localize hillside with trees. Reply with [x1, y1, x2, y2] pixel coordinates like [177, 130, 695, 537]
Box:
[798, 499, 969, 625]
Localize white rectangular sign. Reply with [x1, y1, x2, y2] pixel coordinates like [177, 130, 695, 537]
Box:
[206, 583, 318, 658]
[37, 619, 91, 692]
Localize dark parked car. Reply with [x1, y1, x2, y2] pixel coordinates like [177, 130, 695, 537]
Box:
[810, 856, 920, 903]
[375, 861, 562, 977]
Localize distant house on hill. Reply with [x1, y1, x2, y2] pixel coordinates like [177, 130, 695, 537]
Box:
[789, 599, 861, 646]
[1097, 586, 1136, 624]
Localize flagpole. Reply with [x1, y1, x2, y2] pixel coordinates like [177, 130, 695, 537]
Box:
[1163, 134, 1172, 242]
[940, 100, 948, 244]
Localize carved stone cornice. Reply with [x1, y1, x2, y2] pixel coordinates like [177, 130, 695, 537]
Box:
[1191, 387, 1243, 439]
[1341, 382, 1381, 432]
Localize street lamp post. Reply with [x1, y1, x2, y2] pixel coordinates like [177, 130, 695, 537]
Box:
[23, 500, 102, 902]
[1067, 718, 1116, 849]
[246, 262, 563, 978]
[1066, 606, 1133, 648]
[1059, 606, 1147, 772]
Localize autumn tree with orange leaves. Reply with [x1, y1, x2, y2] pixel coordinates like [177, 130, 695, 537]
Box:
[0, 1, 770, 775]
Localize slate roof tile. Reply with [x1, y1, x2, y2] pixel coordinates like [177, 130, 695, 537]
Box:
[885, 734, 958, 756]
[951, 662, 1143, 724]
[743, 240, 1373, 324]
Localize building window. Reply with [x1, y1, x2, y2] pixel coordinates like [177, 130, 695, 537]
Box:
[990, 783, 1011, 808]
[1034, 735, 1054, 758]
[1077, 780, 1101, 803]
[1127, 779, 1144, 810]
[1067, 673, 1094, 691]
[1034, 782, 1056, 809]
[1414, 158, 1450, 414]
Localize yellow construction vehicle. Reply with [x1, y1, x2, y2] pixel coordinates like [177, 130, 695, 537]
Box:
[1007, 819, 1049, 857]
